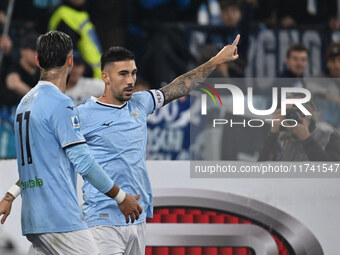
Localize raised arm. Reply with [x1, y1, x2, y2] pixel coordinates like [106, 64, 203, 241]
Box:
[160, 34, 240, 105]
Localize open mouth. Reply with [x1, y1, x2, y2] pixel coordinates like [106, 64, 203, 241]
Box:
[124, 88, 134, 94]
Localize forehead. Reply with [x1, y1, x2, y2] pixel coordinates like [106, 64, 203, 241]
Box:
[289, 51, 308, 58]
[107, 60, 137, 72]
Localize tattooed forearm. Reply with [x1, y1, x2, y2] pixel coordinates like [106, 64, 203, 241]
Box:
[160, 34, 240, 105]
[160, 59, 217, 105]
[3, 193, 14, 203]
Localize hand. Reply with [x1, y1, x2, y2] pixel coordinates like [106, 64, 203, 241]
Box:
[290, 117, 310, 141]
[0, 193, 15, 224]
[118, 194, 143, 224]
[270, 109, 285, 134]
[212, 34, 240, 65]
[0, 35, 12, 55]
[0, 11, 6, 24]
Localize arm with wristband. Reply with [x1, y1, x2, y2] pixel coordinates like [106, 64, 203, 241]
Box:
[0, 143, 143, 224]
[0, 180, 19, 224]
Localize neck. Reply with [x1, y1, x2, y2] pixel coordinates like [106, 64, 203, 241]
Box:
[40, 68, 69, 93]
[20, 59, 36, 75]
[67, 79, 77, 89]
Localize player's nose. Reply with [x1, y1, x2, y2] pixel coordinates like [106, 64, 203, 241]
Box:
[126, 74, 135, 85]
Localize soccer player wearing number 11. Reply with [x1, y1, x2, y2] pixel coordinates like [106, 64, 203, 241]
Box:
[0, 32, 240, 254]
[11, 31, 142, 255]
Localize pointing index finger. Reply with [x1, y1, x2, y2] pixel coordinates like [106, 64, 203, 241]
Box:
[232, 34, 240, 46]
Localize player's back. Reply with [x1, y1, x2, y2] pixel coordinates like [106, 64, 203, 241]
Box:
[15, 81, 87, 235]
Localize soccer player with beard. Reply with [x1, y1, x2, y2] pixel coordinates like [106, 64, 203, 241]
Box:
[0, 33, 239, 255]
[77, 35, 240, 254]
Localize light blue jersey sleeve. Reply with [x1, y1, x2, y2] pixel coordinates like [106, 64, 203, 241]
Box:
[66, 143, 114, 194]
[49, 98, 86, 148]
[133, 90, 165, 116]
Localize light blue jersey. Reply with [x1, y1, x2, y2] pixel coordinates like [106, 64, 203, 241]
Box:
[78, 90, 164, 226]
[15, 81, 88, 235]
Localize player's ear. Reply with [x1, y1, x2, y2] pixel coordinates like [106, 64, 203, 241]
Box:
[35, 56, 40, 68]
[67, 55, 73, 67]
[102, 71, 110, 84]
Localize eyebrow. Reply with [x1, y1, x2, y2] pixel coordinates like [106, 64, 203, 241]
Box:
[117, 68, 138, 74]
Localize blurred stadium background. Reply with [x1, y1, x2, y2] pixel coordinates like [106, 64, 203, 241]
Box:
[1, 0, 340, 254]
[1, 0, 340, 160]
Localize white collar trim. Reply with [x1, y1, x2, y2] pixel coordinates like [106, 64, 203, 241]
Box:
[91, 96, 127, 108]
[37, 80, 58, 87]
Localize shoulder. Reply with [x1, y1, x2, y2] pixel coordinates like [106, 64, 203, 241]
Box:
[131, 91, 152, 102]
[77, 98, 97, 120]
[77, 98, 96, 112]
[39, 86, 76, 110]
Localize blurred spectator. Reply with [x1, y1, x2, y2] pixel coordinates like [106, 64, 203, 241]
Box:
[0, 1, 35, 29]
[192, 0, 254, 77]
[258, 99, 340, 161]
[277, 44, 309, 88]
[0, 34, 13, 82]
[325, 44, 340, 79]
[0, 35, 12, 56]
[5, 33, 40, 104]
[128, 0, 197, 89]
[220, 0, 243, 27]
[218, 0, 254, 77]
[66, 56, 104, 105]
[49, 0, 102, 79]
[0, 0, 58, 33]
[307, 43, 340, 128]
[277, 0, 337, 28]
[280, 44, 308, 78]
[31, 0, 61, 33]
[252, 0, 276, 27]
[87, 0, 127, 49]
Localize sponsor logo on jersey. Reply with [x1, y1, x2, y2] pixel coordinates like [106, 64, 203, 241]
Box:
[20, 177, 44, 190]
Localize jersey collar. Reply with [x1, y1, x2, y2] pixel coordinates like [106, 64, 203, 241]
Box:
[37, 80, 58, 87]
[91, 96, 127, 109]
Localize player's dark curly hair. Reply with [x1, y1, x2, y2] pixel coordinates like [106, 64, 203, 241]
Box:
[101, 46, 135, 71]
[37, 30, 73, 71]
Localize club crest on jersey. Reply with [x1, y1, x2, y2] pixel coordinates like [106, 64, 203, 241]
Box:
[71, 116, 80, 131]
[130, 110, 141, 123]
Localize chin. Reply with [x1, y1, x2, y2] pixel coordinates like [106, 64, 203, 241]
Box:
[122, 95, 132, 101]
